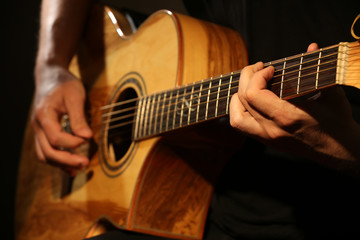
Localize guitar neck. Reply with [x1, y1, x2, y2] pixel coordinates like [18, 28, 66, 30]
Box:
[133, 41, 360, 140]
[133, 71, 240, 140]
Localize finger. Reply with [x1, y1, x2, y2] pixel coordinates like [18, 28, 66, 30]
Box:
[34, 133, 77, 174]
[246, 65, 275, 95]
[307, 43, 319, 52]
[33, 119, 89, 169]
[64, 81, 93, 138]
[239, 62, 264, 95]
[34, 135, 46, 163]
[37, 104, 87, 149]
[229, 94, 264, 137]
[241, 65, 277, 118]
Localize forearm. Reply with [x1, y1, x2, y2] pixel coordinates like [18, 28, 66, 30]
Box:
[35, 0, 91, 72]
[313, 119, 360, 173]
[230, 63, 360, 176]
[32, 0, 93, 171]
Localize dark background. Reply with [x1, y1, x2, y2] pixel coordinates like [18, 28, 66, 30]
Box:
[3, 0, 41, 239]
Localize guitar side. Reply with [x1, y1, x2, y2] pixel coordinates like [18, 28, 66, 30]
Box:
[15, 5, 247, 240]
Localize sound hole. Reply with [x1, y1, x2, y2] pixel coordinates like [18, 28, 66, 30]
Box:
[107, 88, 137, 162]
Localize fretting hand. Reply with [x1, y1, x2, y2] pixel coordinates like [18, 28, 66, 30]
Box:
[229, 43, 360, 172]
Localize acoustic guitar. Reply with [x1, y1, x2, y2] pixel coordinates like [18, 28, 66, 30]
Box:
[15, 5, 360, 240]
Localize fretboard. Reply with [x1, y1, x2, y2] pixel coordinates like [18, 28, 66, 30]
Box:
[266, 44, 340, 99]
[132, 42, 358, 140]
[133, 72, 240, 140]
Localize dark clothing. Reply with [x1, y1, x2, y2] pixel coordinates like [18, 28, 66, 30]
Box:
[90, 0, 360, 239]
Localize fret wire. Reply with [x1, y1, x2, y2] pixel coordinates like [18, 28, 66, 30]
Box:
[148, 95, 155, 136]
[270, 46, 358, 84]
[107, 52, 344, 121]
[139, 97, 147, 138]
[187, 85, 194, 125]
[104, 47, 360, 139]
[179, 87, 187, 127]
[109, 64, 335, 131]
[107, 64, 340, 132]
[134, 98, 142, 139]
[104, 45, 360, 137]
[277, 66, 337, 98]
[133, 94, 235, 136]
[154, 93, 161, 135]
[205, 79, 212, 120]
[215, 76, 222, 117]
[151, 67, 335, 129]
[226, 73, 233, 115]
[109, 65, 342, 136]
[316, 49, 322, 89]
[272, 57, 338, 87]
[280, 58, 287, 99]
[264, 44, 338, 67]
[297, 53, 304, 94]
[144, 96, 152, 137]
[269, 49, 339, 79]
[165, 91, 173, 131]
[159, 92, 166, 132]
[99, 44, 360, 114]
[196, 81, 203, 122]
[271, 52, 333, 80]
[128, 73, 241, 119]
[109, 92, 235, 130]
[137, 68, 331, 134]
[290, 62, 336, 88]
[172, 89, 179, 129]
[101, 49, 337, 119]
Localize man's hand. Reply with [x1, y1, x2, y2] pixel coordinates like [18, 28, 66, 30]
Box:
[229, 43, 360, 170]
[32, 65, 92, 172]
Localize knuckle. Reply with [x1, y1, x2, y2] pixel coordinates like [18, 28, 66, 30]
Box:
[229, 115, 239, 129]
[244, 88, 257, 104]
[266, 127, 286, 141]
[242, 65, 253, 73]
[273, 112, 302, 133]
[47, 134, 61, 147]
[33, 107, 47, 127]
[229, 113, 244, 131]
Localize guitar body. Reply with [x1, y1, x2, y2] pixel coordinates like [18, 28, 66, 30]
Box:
[15, 5, 247, 240]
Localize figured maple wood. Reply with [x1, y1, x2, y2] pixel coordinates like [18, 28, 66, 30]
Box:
[15, 4, 247, 240]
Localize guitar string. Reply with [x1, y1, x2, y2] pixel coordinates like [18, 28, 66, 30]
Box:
[106, 73, 360, 139]
[100, 59, 342, 124]
[104, 70, 341, 139]
[100, 66, 340, 133]
[107, 73, 360, 139]
[105, 54, 359, 136]
[271, 49, 360, 82]
[106, 74, 341, 139]
[98, 45, 359, 115]
[101, 50, 360, 132]
[89, 46, 360, 133]
[100, 55, 335, 119]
